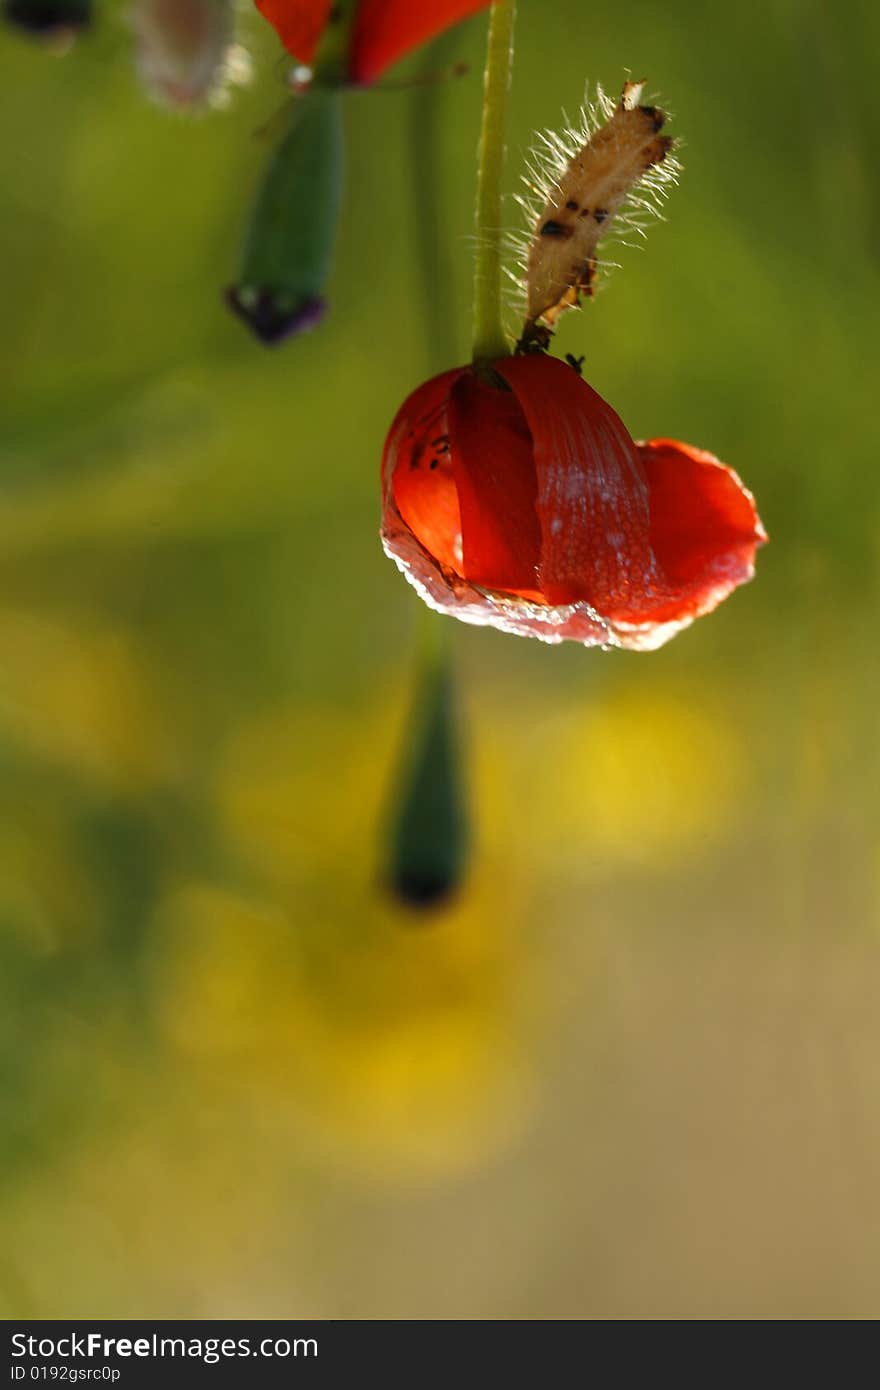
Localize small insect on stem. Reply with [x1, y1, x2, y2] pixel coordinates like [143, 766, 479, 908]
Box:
[518, 79, 679, 351]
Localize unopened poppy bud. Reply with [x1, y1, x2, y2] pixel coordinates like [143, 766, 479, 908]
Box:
[130, 0, 246, 111]
[226, 88, 343, 344]
[519, 80, 679, 347]
[4, 0, 90, 39]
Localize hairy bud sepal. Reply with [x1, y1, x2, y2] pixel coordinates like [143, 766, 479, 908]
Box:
[518, 79, 680, 348]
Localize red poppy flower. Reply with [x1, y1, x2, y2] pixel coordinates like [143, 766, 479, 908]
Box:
[255, 0, 490, 85]
[381, 354, 766, 650]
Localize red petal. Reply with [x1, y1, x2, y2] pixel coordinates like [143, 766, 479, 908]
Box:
[496, 355, 658, 616]
[254, 0, 330, 64]
[635, 438, 767, 623]
[448, 372, 542, 594]
[350, 0, 490, 83]
[384, 368, 465, 574]
[381, 360, 765, 651]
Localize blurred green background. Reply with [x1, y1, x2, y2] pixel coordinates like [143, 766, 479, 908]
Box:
[1, 0, 879, 1319]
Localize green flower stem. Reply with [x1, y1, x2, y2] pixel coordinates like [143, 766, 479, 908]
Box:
[311, 0, 358, 85]
[407, 24, 461, 365]
[472, 0, 516, 365]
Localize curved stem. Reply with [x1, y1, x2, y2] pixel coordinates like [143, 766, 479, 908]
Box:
[472, 0, 516, 365]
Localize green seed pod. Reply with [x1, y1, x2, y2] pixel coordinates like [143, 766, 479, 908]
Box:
[387, 646, 469, 912]
[226, 88, 344, 345]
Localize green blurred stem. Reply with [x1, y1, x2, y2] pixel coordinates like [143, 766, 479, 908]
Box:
[407, 24, 461, 365]
[311, 0, 357, 85]
[472, 0, 516, 365]
[388, 607, 467, 909]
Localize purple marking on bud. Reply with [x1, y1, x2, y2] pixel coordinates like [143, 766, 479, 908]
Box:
[224, 287, 327, 345]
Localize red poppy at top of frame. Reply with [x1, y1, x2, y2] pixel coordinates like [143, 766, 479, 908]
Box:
[255, 0, 492, 84]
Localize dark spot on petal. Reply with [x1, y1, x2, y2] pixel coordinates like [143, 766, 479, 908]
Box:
[540, 219, 573, 239]
[429, 459, 439, 470]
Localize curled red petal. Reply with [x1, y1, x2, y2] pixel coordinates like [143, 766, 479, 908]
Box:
[384, 367, 465, 574]
[634, 438, 767, 624]
[350, 0, 490, 83]
[254, 0, 330, 65]
[381, 366, 599, 643]
[448, 372, 542, 594]
[381, 359, 765, 652]
[496, 354, 658, 618]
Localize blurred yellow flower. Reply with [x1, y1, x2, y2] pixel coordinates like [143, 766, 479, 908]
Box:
[216, 702, 400, 887]
[0, 796, 99, 951]
[477, 680, 748, 871]
[152, 877, 535, 1182]
[0, 607, 174, 792]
